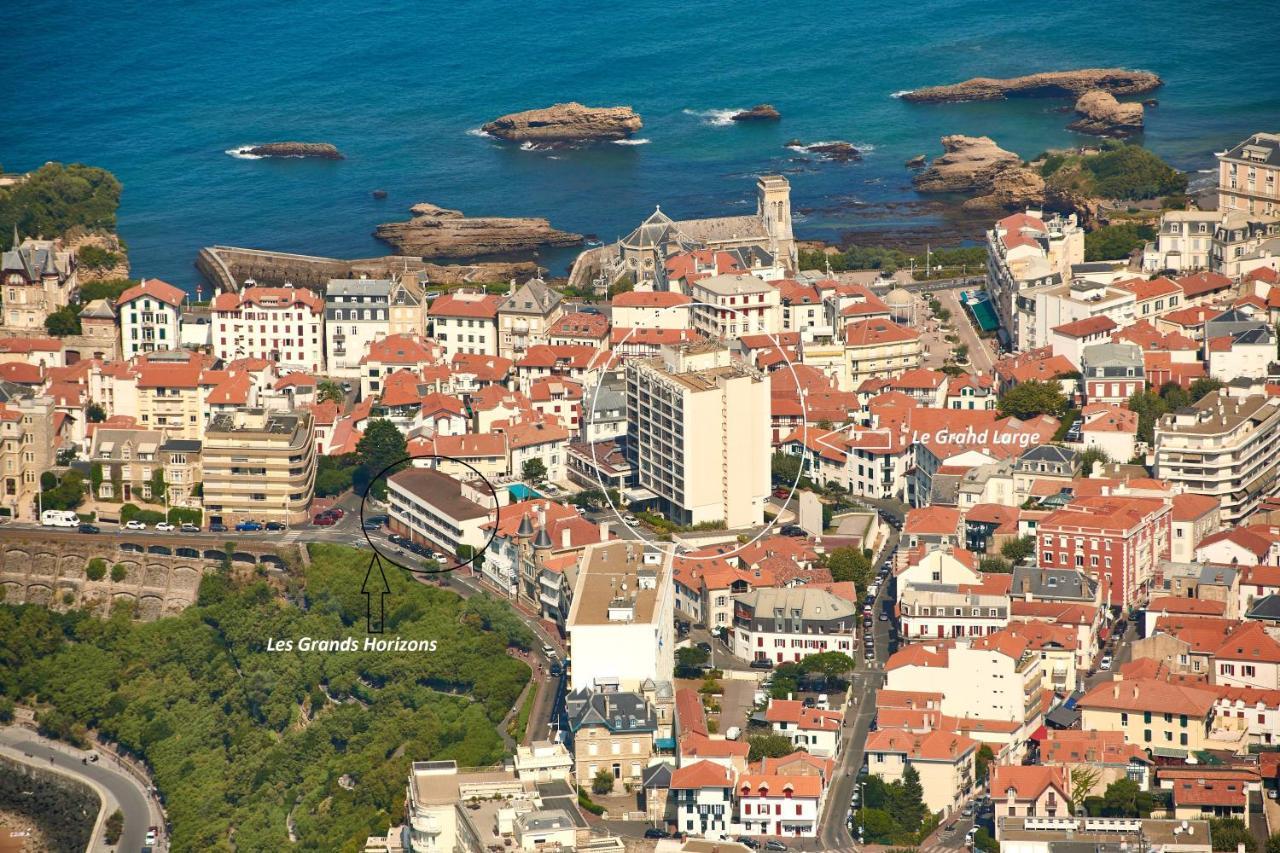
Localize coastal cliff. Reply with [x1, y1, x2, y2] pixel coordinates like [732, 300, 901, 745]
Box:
[900, 68, 1161, 103]
[913, 135, 1044, 210]
[374, 202, 583, 259]
[1067, 90, 1145, 136]
[481, 102, 643, 144]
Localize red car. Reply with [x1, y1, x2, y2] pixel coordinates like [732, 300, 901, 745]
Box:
[327, 507, 345, 519]
[773, 487, 790, 499]
[312, 514, 337, 526]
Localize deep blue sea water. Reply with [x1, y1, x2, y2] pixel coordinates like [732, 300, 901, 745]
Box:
[4, 0, 1278, 292]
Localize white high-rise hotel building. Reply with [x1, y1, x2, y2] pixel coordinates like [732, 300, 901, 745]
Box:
[625, 342, 769, 529]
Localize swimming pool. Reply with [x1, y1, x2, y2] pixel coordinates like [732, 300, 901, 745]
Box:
[507, 483, 542, 501]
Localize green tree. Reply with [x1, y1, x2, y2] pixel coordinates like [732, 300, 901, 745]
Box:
[858, 808, 898, 843]
[800, 651, 857, 680]
[1079, 446, 1112, 477]
[86, 403, 106, 423]
[1084, 224, 1157, 262]
[110, 563, 127, 582]
[980, 556, 1012, 573]
[1000, 536, 1035, 564]
[317, 379, 345, 404]
[40, 471, 86, 511]
[592, 769, 615, 795]
[0, 697, 14, 723]
[975, 744, 995, 783]
[1099, 777, 1153, 817]
[771, 451, 803, 485]
[148, 468, 167, 504]
[1190, 377, 1225, 402]
[1127, 389, 1170, 445]
[353, 419, 407, 497]
[747, 732, 797, 761]
[1159, 381, 1190, 410]
[893, 765, 927, 832]
[974, 828, 999, 853]
[0, 162, 122, 237]
[1210, 819, 1255, 852]
[78, 278, 137, 303]
[828, 546, 874, 592]
[998, 380, 1067, 420]
[675, 645, 710, 678]
[104, 810, 124, 845]
[44, 306, 82, 336]
[86, 558, 107, 581]
[521, 458, 548, 483]
[1265, 833, 1280, 853]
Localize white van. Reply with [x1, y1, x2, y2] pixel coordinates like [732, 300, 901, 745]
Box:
[816, 694, 830, 711]
[724, 726, 742, 741]
[40, 510, 78, 528]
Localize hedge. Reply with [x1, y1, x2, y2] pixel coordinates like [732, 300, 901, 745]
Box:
[167, 507, 203, 526]
[120, 503, 165, 524]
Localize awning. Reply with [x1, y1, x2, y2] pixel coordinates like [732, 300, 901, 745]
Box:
[622, 486, 658, 502]
[654, 738, 675, 750]
[1151, 746, 1188, 759]
[1030, 725, 1048, 742]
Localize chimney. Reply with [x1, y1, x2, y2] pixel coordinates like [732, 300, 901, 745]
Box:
[599, 522, 611, 542]
[562, 528, 572, 549]
[1112, 684, 1120, 699]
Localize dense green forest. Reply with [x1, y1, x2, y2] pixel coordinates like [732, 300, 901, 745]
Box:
[0, 543, 531, 851]
[0, 162, 122, 238]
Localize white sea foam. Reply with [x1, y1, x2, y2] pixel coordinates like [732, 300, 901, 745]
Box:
[612, 138, 651, 145]
[465, 127, 490, 138]
[890, 89, 914, 99]
[683, 108, 742, 127]
[519, 141, 537, 151]
[225, 146, 265, 160]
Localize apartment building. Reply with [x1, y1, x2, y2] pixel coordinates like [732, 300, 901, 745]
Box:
[1218, 132, 1280, 217]
[764, 699, 843, 757]
[566, 541, 675, 693]
[212, 285, 324, 372]
[670, 761, 735, 841]
[985, 211, 1086, 351]
[990, 765, 1069, 834]
[732, 585, 857, 665]
[1081, 342, 1144, 405]
[1077, 678, 1224, 758]
[898, 576, 1011, 640]
[1037, 496, 1171, 611]
[324, 278, 391, 376]
[135, 360, 204, 440]
[842, 318, 922, 388]
[427, 290, 502, 358]
[201, 408, 316, 527]
[863, 728, 977, 816]
[159, 438, 202, 510]
[625, 342, 769, 528]
[89, 427, 167, 503]
[1032, 280, 1136, 351]
[688, 273, 782, 340]
[565, 689, 657, 791]
[1212, 210, 1280, 278]
[497, 278, 563, 360]
[387, 467, 497, 558]
[0, 396, 54, 521]
[117, 278, 185, 359]
[736, 772, 822, 839]
[1154, 391, 1280, 524]
[1143, 211, 1222, 273]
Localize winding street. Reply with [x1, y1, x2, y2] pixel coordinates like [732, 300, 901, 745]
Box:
[0, 724, 157, 852]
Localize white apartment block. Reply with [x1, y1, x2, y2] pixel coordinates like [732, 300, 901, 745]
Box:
[427, 291, 502, 358]
[1154, 390, 1280, 524]
[1032, 280, 1136, 350]
[732, 586, 857, 665]
[1143, 211, 1220, 273]
[986, 211, 1086, 352]
[625, 342, 769, 528]
[689, 273, 782, 341]
[211, 285, 324, 372]
[565, 541, 675, 693]
[1218, 133, 1280, 218]
[324, 278, 391, 376]
[117, 278, 185, 359]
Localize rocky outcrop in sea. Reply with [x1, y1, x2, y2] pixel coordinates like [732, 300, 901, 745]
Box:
[1067, 90, 1144, 136]
[900, 68, 1161, 103]
[481, 102, 643, 144]
[732, 104, 781, 121]
[785, 140, 861, 162]
[374, 202, 583, 259]
[240, 142, 343, 159]
[913, 135, 1043, 210]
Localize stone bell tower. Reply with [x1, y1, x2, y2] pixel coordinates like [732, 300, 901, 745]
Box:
[757, 175, 797, 271]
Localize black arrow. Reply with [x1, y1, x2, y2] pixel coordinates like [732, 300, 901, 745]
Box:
[362, 554, 390, 634]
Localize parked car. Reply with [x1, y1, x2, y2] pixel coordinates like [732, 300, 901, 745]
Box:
[154, 522, 175, 532]
[312, 514, 336, 526]
[78, 523, 100, 534]
[145, 828, 158, 846]
[773, 487, 790, 499]
[780, 525, 805, 537]
[643, 828, 670, 839]
[764, 841, 789, 851]
[735, 838, 760, 850]
[879, 612, 889, 621]
[235, 520, 263, 532]
[749, 658, 773, 670]
[365, 514, 388, 526]
[696, 641, 712, 654]
[124, 520, 147, 530]
[962, 802, 974, 817]
[179, 523, 199, 533]
[265, 521, 285, 531]
[210, 522, 227, 533]
[1099, 655, 1113, 670]
[549, 661, 562, 677]
[361, 521, 382, 531]
[327, 507, 345, 519]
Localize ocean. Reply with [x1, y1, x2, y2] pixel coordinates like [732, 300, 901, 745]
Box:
[4, 0, 1278, 293]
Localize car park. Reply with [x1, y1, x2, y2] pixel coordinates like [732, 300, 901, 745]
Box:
[235, 520, 263, 532]
[125, 520, 147, 530]
[78, 523, 100, 534]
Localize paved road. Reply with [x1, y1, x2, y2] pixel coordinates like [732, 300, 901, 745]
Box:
[934, 287, 997, 377]
[0, 726, 155, 852]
